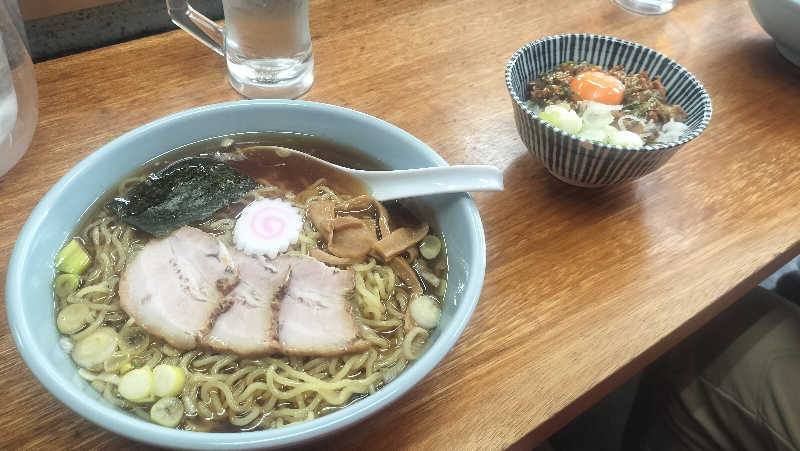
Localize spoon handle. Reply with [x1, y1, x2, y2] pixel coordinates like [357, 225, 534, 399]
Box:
[353, 165, 504, 201]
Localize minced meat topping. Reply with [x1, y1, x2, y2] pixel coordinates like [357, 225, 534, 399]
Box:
[528, 61, 687, 125]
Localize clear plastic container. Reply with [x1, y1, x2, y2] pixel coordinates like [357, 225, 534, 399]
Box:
[0, 0, 38, 178]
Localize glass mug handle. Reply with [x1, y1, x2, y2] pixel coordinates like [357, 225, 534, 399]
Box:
[166, 0, 224, 56]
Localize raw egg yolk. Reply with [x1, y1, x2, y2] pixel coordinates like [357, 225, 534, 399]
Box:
[569, 71, 624, 105]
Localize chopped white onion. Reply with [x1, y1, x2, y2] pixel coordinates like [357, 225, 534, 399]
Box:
[533, 100, 686, 148]
[581, 101, 619, 129]
[656, 120, 689, 143]
[578, 100, 623, 112]
[583, 109, 614, 130]
[578, 129, 607, 142]
[602, 125, 619, 143]
[612, 130, 645, 147]
[538, 104, 582, 135]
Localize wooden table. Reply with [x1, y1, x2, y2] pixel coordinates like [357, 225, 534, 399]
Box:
[2, 0, 799, 449]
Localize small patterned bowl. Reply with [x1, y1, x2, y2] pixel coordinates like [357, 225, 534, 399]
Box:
[505, 34, 712, 187]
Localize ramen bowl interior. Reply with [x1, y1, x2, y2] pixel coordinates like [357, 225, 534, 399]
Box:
[5, 100, 486, 449]
[506, 34, 712, 187]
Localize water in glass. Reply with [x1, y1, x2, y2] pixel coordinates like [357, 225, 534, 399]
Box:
[223, 0, 313, 98]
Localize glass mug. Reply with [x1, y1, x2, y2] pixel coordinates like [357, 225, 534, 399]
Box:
[167, 0, 314, 99]
[0, 0, 38, 178]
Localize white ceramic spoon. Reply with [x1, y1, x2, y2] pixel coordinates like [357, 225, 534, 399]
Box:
[260, 145, 504, 201]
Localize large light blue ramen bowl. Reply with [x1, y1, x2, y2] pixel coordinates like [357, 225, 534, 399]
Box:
[5, 100, 486, 449]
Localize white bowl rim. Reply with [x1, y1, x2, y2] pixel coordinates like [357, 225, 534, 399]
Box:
[5, 99, 486, 449]
[505, 33, 713, 152]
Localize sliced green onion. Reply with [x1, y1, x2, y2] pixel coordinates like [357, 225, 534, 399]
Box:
[54, 273, 81, 298]
[419, 235, 442, 260]
[104, 352, 132, 374]
[54, 239, 91, 275]
[152, 364, 186, 398]
[57, 303, 92, 334]
[119, 324, 150, 355]
[150, 397, 184, 428]
[119, 367, 154, 402]
[72, 327, 119, 369]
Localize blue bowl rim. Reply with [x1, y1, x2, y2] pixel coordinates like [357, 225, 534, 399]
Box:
[5, 99, 487, 449]
[505, 33, 713, 152]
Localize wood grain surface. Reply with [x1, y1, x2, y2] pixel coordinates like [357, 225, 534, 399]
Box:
[2, 0, 800, 449]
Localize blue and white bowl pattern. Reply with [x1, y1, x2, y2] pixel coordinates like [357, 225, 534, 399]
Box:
[506, 34, 712, 187]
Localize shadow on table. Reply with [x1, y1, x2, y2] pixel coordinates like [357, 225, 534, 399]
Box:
[736, 36, 800, 78]
[503, 153, 645, 218]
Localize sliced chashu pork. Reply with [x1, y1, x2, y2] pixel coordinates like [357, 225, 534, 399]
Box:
[120, 227, 370, 356]
[119, 226, 238, 350]
[202, 253, 290, 356]
[204, 254, 368, 356]
[277, 255, 370, 356]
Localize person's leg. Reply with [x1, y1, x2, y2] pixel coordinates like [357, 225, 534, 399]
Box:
[625, 287, 800, 451]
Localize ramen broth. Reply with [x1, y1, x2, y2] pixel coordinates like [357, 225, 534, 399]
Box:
[54, 132, 447, 431]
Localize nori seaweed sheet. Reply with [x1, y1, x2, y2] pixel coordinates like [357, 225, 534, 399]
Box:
[106, 157, 259, 237]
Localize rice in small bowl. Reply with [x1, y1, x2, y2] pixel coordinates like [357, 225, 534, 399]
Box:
[505, 34, 712, 187]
